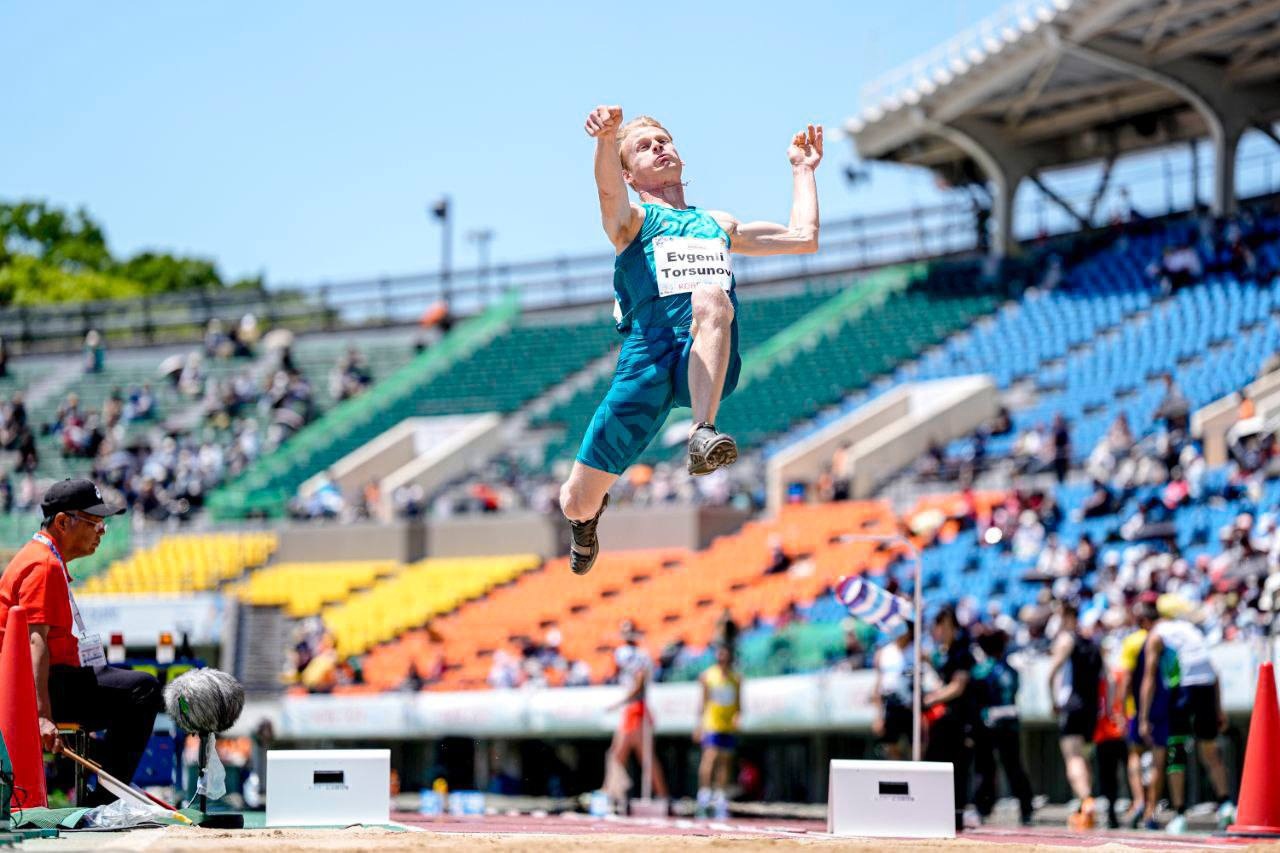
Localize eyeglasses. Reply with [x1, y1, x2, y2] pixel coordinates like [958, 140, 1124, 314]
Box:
[67, 513, 107, 533]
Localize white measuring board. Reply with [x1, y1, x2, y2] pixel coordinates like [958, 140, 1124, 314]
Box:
[827, 759, 955, 839]
[266, 749, 390, 827]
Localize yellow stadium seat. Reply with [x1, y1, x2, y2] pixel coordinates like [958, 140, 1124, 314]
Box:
[79, 532, 277, 595]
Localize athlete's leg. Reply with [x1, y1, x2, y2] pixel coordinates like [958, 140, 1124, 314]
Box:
[565, 333, 675, 573]
[1059, 735, 1092, 801]
[642, 730, 669, 798]
[1198, 740, 1230, 800]
[1144, 746, 1166, 823]
[604, 728, 635, 800]
[697, 745, 717, 790]
[687, 284, 735, 428]
[560, 461, 618, 522]
[1126, 744, 1146, 822]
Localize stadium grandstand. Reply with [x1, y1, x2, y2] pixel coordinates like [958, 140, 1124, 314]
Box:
[8, 0, 1280, 848]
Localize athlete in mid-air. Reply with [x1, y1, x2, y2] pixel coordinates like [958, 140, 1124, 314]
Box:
[562, 105, 823, 574]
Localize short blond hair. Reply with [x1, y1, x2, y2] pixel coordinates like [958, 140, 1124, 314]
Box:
[617, 116, 670, 169]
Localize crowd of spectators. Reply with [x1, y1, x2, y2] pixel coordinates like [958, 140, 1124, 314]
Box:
[485, 629, 593, 689]
[0, 313, 395, 526]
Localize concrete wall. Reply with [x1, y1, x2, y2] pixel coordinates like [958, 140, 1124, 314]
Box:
[767, 376, 998, 511]
[272, 504, 752, 564]
[275, 520, 428, 563]
[1193, 369, 1280, 466]
[426, 512, 561, 559]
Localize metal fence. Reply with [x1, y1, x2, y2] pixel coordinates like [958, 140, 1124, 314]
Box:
[0, 201, 980, 354]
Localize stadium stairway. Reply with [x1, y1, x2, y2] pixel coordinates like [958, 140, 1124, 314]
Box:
[630, 263, 999, 466]
[234, 604, 291, 695]
[206, 294, 522, 519]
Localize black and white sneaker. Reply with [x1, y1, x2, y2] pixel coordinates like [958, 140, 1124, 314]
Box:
[568, 493, 609, 575]
[688, 422, 738, 476]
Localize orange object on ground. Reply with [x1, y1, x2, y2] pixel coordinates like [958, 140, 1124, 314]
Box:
[0, 606, 48, 808]
[1228, 662, 1280, 837]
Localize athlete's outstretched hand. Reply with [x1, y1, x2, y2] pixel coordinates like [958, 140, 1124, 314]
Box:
[788, 124, 823, 169]
[586, 105, 624, 138]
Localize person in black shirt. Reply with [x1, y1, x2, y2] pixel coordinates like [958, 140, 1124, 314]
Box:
[971, 629, 1034, 826]
[1047, 600, 1103, 830]
[924, 606, 975, 832]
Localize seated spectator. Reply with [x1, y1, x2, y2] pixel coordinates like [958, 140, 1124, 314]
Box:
[917, 439, 950, 481]
[236, 314, 260, 357]
[1148, 244, 1202, 291]
[1080, 479, 1117, 519]
[1012, 423, 1050, 475]
[1154, 374, 1191, 434]
[1050, 414, 1071, 483]
[1074, 534, 1098, 576]
[83, 329, 105, 374]
[1036, 533, 1074, 577]
[122, 383, 156, 422]
[1229, 234, 1258, 280]
[565, 660, 592, 687]
[176, 352, 205, 398]
[487, 650, 522, 689]
[394, 483, 427, 518]
[330, 347, 373, 402]
[988, 406, 1013, 437]
[1011, 510, 1046, 562]
[204, 319, 231, 358]
[763, 534, 793, 575]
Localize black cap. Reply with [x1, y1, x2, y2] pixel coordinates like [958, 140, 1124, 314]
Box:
[41, 479, 126, 520]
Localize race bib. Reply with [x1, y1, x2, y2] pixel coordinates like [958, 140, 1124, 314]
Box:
[652, 236, 732, 297]
[78, 632, 108, 668]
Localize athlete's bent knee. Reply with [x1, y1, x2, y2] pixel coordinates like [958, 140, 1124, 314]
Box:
[691, 285, 733, 329]
[559, 481, 596, 521]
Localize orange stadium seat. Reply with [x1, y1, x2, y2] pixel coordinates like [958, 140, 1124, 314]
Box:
[371, 500, 913, 690]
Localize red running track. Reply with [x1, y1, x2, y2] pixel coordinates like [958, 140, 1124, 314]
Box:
[393, 812, 1268, 848]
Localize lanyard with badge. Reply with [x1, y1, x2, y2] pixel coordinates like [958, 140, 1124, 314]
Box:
[32, 532, 107, 668]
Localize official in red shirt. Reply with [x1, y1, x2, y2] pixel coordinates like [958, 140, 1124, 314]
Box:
[0, 479, 162, 805]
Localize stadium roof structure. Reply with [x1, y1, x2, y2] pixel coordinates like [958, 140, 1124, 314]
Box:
[849, 0, 1280, 253]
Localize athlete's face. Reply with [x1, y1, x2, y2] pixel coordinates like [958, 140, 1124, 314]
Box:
[623, 127, 682, 189]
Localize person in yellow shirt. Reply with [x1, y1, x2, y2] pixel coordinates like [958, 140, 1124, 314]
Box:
[1116, 620, 1149, 828]
[693, 643, 741, 819]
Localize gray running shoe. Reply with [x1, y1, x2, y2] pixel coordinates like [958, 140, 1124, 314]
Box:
[688, 422, 738, 476]
[568, 493, 609, 575]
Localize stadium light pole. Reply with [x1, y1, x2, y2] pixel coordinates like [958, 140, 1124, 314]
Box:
[430, 197, 452, 303]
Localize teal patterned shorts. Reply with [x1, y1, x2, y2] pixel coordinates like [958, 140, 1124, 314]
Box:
[576, 322, 741, 475]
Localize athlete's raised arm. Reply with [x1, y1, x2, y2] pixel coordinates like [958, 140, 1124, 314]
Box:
[585, 105, 644, 251]
[711, 125, 822, 256]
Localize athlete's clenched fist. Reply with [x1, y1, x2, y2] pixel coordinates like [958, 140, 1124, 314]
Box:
[585, 105, 623, 138]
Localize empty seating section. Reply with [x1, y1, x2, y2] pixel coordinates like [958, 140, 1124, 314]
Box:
[535, 283, 845, 468]
[640, 289, 998, 462]
[321, 554, 540, 658]
[369, 500, 920, 690]
[409, 318, 617, 418]
[235, 560, 400, 618]
[80, 531, 276, 594]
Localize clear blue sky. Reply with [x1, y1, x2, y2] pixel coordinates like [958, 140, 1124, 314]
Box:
[4, 1, 1009, 285]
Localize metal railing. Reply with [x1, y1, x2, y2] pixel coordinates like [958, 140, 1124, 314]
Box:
[0, 202, 979, 355]
[8, 130, 1279, 356]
